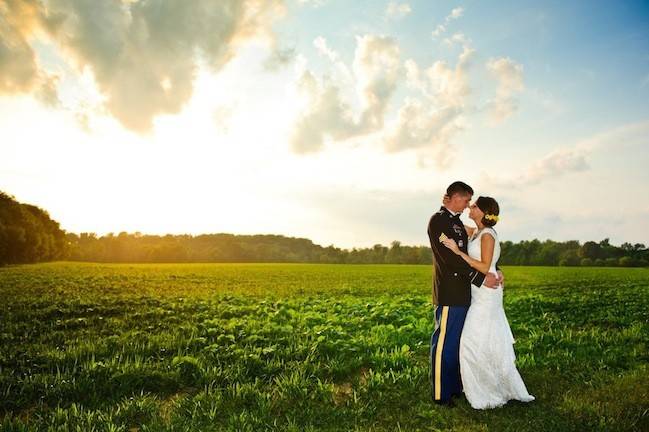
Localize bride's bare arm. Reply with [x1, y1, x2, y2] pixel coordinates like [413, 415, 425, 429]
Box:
[442, 233, 494, 274]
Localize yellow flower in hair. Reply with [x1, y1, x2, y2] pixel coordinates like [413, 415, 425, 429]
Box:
[485, 214, 499, 221]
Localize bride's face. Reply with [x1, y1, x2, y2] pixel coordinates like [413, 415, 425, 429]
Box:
[469, 202, 484, 222]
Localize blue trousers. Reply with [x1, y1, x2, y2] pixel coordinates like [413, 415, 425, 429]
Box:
[429, 305, 469, 402]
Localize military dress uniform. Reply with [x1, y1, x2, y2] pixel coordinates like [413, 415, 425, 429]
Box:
[427, 206, 487, 404]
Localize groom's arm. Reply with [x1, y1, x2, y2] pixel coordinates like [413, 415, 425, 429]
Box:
[427, 216, 487, 284]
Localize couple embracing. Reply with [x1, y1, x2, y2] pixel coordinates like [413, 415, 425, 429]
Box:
[427, 181, 534, 409]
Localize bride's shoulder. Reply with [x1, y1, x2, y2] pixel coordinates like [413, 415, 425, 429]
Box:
[480, 227, 498, 240]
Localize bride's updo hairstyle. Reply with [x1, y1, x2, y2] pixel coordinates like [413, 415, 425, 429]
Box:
[476, 196, 500, 227]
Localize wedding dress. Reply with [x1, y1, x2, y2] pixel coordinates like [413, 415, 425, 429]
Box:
[459, 227, 535, 409]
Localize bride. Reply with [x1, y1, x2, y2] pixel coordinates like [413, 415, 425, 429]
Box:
[441, 196, 535, 409]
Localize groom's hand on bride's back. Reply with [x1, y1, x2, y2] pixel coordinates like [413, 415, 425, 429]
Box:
[484, 272, 501, 289]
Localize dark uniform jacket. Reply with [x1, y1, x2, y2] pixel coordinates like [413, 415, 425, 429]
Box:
[427, 206, 487, 306]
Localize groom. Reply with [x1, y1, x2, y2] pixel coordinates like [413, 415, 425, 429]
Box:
[427, 181, 502, 406]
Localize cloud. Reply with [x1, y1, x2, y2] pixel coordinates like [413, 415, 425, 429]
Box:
[289, 71, 358, 153]
[481, 119, 649, 190]
[401, 43, 474, 112]
[264, 45, 296, 71]
[290, 35, 401, 153]
[443, 32, 470, 47]
[353, 35, 402, 130]
[314, 36, 338, 63]
[313, 36, 352, 81]
[432, 25, 446, 38]
[524, 148, 589, 183]
[486, 57, 524, 124]
[385, 2, 411, 20]
[383, 100, 464, 168]
[0, 0, 286, 132]
[431, 6, 464, 38]
[481, 147, 589, 189]
[291, 33, 480, 168]
[448, 7, 464, 20]
[575, 119, 649, 152]
[34, 72, 61, 108]
[0, 0, 42, 93]
[385, 45, 475, 167]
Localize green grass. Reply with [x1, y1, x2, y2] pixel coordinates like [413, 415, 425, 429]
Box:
[1, 262, 648, 431]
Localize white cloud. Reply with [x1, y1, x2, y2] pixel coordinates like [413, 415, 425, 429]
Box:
[0, 0, 286, 133]
[385, 2, 412, 20]
[290, 70, 359, 153]
[403, 44, 474, 107]
[448, 7, 464, 20]
[443, 32, 471, 48]
[383, 100, 464, 168]
[292, 33, 482, 168]
[384, 45, 474, 167]
[525, 148, 589, 183]
[480, 119, 649, 190]
[313, 36, 352, 82]
[574, 119, 649, 152]
[432, 6, 465, 38]
[353, 35, 402, 131]
[432, 24, 446, 38]
[486, 57, 524, 124]
[290, 35, 401, 153]
[34, 72, 61, 108]
[314, 36, 339, 62]
[481, 147, 589, 189]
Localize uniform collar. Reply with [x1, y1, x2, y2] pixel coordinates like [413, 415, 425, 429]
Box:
[441, 206, 461, 217]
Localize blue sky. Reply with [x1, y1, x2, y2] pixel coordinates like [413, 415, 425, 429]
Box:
[1, 0, 648, 248]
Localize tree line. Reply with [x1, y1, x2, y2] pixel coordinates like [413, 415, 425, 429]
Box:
[1, 191, 647, 266]
[0, 191, 68, 265]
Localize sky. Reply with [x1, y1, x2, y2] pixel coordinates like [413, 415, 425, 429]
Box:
[1, 0, 648, 249]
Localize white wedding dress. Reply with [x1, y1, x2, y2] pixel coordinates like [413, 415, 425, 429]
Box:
[459, 227, 535, 409]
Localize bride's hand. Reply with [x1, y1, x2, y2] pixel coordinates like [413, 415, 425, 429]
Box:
[442, 238, 460, 254]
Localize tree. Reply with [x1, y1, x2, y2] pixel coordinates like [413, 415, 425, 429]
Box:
[619, 256, 635, 267]
[0, 191, 68, 265]
[580, 241, 602, 259]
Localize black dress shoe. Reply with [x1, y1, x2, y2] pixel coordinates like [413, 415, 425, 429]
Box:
[434, 399, 456, 407]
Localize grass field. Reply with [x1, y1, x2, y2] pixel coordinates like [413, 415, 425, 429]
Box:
[1, 262, 648, 431]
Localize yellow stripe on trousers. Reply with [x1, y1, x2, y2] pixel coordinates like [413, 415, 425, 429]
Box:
[434, 306, 449, 400]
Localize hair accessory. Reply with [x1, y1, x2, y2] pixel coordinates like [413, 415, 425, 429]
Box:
[485, 214, 499, 221]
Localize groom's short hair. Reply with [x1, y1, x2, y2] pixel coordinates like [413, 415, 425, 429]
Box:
[446, 181, 474, 197]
